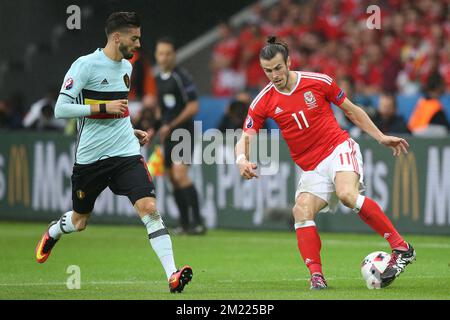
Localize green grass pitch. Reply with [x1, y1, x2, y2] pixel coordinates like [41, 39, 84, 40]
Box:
[0, 222, 449, 300]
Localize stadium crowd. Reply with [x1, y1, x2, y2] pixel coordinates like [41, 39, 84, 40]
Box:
[1, 0, 449, 136]
[210, 0, 450, 97]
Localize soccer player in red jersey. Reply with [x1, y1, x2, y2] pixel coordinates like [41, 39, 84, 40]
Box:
[235, 36, 416, 290]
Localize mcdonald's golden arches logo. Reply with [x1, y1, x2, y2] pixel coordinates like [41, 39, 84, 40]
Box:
[8, 145, 30, 207]
[392, 152, 419, 221]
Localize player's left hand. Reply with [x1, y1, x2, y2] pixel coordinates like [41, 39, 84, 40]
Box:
[379, 135, 409, 156]
[134, 129, 149, 146]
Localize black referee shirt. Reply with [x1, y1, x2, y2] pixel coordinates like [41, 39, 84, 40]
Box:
[155, 66, 198, 131]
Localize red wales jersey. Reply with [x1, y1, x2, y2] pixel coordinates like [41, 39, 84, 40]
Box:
[243, 71, 349, 171]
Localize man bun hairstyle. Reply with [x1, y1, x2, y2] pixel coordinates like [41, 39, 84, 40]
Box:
[105, 12, 141, 35]
[260, 35, 289, 62]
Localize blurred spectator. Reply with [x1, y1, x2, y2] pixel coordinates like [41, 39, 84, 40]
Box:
[234, 91, 252, 106]
[22, 90, 66, 131]
[261, 6, 283, 36]
[210, 22, 246, 97]
[335, 76, 354, 131]
[218, 99, 248, 133]
[128, 50, 157, 122]
[238, 22, 266, 94]
[380, 32, 403, 93]
[133, 99, 159, 132]
[371, 93, 410, 134]
[315, 0, 348, 40]
[0, 100, 10, 129]
[396, 26, 429, 95]
[0, 94, 25, 130]
[408, 72, 450, 136]
[210, 0, 450, 99]
[246, 2, 263, 26]
[442, 42, 450, 92]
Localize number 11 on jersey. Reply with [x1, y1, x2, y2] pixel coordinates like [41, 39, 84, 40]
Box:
[292, 111, 309, 130]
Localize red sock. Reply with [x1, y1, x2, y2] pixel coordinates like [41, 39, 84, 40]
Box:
[357, 196, 408, 251]
[295, 224, 323, 276]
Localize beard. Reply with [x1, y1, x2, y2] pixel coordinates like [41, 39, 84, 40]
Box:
[119, 43, 134, 59]
[279, 71, 290, 89]
[273, 71, 290, 89]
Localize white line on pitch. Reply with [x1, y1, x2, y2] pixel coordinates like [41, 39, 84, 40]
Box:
[0, 275, 448, 287]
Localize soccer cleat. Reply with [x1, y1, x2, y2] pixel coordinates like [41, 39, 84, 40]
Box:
[310, 273, 328, 290]
[169, 266, 193, 293]
[171, 226, 189, 235]
[380, 243, 416, 288]
[188, 224, 207, 235]
[35, 221, 59, 264]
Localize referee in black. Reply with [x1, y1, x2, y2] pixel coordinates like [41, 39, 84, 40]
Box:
[153, 37, 206, 235]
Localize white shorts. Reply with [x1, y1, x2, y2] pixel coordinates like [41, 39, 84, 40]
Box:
[295, 138, 365, 212]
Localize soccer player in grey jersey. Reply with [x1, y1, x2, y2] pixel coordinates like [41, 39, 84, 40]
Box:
[35, 12, 192, 293]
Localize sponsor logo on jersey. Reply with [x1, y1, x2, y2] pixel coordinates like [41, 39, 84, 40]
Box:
[101, 78, 109, 85]
[64, 78, 74, 90]
[304, 91, 318, 109]
[337, 90, 344, 101]
[245, 115, 254, 129]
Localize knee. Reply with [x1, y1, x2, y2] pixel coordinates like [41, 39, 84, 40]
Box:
[292, 201, 315, 222]
[135, 200, 157, 215]
[336, 189, 358, 208]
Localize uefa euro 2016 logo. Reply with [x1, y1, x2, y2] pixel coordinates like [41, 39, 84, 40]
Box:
[245, 116, 253, 129]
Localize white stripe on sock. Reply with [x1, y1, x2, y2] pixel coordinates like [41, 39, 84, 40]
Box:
[48, 211, 75, 239]
[142, 214, 177, 280]
[353, 195, 366, 213]
[294, 220, 316, 229]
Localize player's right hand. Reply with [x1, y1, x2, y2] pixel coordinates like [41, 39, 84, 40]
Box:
[237, 159, 259, 180]
[105, 100, 128, 115]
